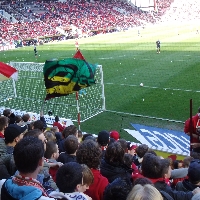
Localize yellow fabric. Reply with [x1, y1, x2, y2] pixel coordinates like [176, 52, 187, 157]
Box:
[0, 74, 9, 81]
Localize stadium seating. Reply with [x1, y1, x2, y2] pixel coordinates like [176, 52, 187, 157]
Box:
[0, 0, 175, 45]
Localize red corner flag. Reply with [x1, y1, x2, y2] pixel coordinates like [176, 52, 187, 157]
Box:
[0, 62, 18, 81]
[73, 50, 85, 60]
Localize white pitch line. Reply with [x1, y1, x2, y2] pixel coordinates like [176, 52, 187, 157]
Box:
[118, 55, 126, 57]
[99, 57, 113, 59]
[105, 83, 199, 93]
[106, 109, 184, 123]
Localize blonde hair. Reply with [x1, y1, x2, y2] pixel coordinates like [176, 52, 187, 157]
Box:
[81, 164, 94, 186]
[51, 126, 59, 133]
[126, 184, 163, 200]
[44, 131, 56, 142]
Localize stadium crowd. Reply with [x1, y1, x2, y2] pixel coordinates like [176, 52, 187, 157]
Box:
[160, 0, 200, 22]
[1, 108, 200, 199]
[1, 0, 200, 198]
[0, 0, 174, 46]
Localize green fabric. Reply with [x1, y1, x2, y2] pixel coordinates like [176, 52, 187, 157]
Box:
[43, 58, 97, 100]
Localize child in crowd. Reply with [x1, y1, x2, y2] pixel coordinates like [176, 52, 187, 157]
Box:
[44, 141, 63, 182]
[57, 135, 78, 164]
[49, 162, 93, 200]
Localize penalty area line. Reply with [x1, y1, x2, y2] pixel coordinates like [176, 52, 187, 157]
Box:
[105, 110, 184, 124]
[105, 83, 199, 93]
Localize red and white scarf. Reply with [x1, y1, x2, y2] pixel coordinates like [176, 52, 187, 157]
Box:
[13, 175, 48, 197]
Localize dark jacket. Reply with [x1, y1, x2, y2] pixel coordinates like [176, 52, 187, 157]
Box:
[0, 158, 10, 179]
[58, 139, 66, 153]
[100, 159, 132, 183]
[154, 180, 193, 200]
[0, 139, 16, 178]
[57, 153, 76, 164]
[40, 116, 47, 130]
[176, 179, 199, 192]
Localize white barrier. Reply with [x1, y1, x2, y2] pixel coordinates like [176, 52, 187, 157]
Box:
[0, 107, 73, 127]
[0, 44, 15, 51]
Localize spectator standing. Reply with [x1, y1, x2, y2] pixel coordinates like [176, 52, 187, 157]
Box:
[57, 135, 78, 164]
[59, 125, 78, 153]
[44, 141, 63, 182]
[184, 107, 200, 152]
[110, 130, 120, 141]
[76, 140, 109, 200]
[97, 130, 110, 157]
[100, 142, 132, 183]
[49, 162, 92, 200]
[176, 160, 200, 192]
[103, 177, 132, 200]
[3, 109, 15, 125]
[0, 137, 52, 199]
[127, 184, 163, 200]
[53, 116, 65, 133]
[133, 144, 149, 169]
[141, 153, 197, 200]
[24, 129, 57, 192]
[0, 116, 8, 138]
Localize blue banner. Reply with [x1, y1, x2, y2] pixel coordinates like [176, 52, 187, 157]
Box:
[129, 124, 190, 155]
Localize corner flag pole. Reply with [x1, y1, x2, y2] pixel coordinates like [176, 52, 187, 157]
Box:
[76, 92, 81, 130]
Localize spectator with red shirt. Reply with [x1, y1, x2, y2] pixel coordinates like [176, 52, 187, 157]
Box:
[76, 139, 109, 200]
[53, 116, 65, 133]
[184, 107, 200, 153]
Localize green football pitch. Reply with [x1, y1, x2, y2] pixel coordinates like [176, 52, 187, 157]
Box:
[1, 22, 200, 142]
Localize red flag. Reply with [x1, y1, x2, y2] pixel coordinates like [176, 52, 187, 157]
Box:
[73, 50, 85, 60]
[0, 62, 18, 81]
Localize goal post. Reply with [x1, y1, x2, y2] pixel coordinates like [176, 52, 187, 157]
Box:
[0, 62, 105, 123]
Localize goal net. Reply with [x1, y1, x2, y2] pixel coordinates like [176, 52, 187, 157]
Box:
[0, 62, 105, 122]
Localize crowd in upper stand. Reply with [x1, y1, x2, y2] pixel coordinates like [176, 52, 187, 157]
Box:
[1, 108, 200, 199]
[0, 0, 174, 45]
[160, 0, 200, 22]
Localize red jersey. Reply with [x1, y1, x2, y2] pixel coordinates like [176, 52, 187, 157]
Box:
[184, 114, 200, 143]
[53, 122, 65, 133]
[0, 132, 4, 138]
[84, 169, 108, 200]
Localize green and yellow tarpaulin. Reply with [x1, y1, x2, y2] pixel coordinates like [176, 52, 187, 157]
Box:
[43, 53, 97, 100]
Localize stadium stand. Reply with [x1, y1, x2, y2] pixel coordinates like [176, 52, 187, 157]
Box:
[0, 0, 174, 46]
[1, 1, 200, 199]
